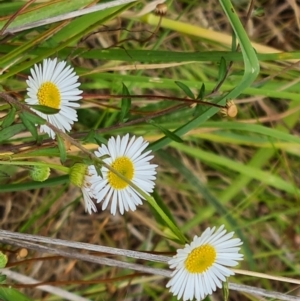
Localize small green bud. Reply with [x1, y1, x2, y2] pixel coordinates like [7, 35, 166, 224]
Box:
[29, 165, 50, 182]
[0, 251, 8, 268]
[69, 163, 88, 188]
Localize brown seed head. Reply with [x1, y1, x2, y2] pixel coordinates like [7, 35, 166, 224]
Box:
[155, 3, 167, 16]
[220, 100, 238, 118]
[16, 248, 28, 260]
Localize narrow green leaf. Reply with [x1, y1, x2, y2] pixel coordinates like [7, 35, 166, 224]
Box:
[19, 112, 38, 140]
[0, 123, 26, 142]
[196, 84, 205, 100]
[83, 129, 96, 143]
[94, 134, 107, 146]
[193, 103, 206, 117]
[0, 274, 6, 283]
[56, 135, 67, 163]
[15, 147, 60, 158]
[217, 57, 227, 82]
[194, 84, 206, 116]
[231, 32, 237, 52]
[20, 110, 46, 125]
[0, 2, 23, 17]
[119, 83, 131, 122]
[2, 106, 16, 128]
[94, 164, 103, 178]
[80, 48, 300, 63]
[0, 287, 33, 301]
[147, 120, 183, 143]
[0, 171, 10, 181]
[173, 142, 300, 196]
[175, 81, 195, 99]
[30, 104, 59, 115]
[0, 175, 69, 192]
[149, 190, 177, 226]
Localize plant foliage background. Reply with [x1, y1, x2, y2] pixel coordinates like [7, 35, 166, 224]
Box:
[1, 0, 300, 300]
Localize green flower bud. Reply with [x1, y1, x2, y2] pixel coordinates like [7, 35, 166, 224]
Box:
[0, 251, 8, 268]
[69, 163, 88, 188]
[29, 165, 50, 182]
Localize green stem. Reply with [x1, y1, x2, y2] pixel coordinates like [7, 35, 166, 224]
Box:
[102, 162, 186, 243]
[0, 160, 69, 173]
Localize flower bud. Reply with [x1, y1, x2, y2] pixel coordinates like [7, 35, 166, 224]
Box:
[29, 165, 50, 182]
[69, 163, 88, 188]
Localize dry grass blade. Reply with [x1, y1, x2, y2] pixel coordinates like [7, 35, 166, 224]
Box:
[3, 0, 137, 34]
[2, 269, 90, 301]
[0, 231, 299, 301]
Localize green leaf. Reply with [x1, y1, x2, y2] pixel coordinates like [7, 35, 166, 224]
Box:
[194, 84, 206, 116]
[20, 110, 46, 125]
[0, 2, 23, 17]
[82, 129, 96, 143]
[0, 274, 6, 283]
[196, 84, 205, 100]
[119, 83, 131, 122]
[174, 81, 195, 99]
[0, 123, 26, 142]
[0, 287, 33, 301]
[231, 31, 237, 51]
[0, 175, 69, 192]
[2, 106, 16, 128]
[56, 135, 66, 164]
[0, 251, 8, 268]
[94, 164, 103, 178]
[0, 171, 10, 181]
[147, 120, 183, 143]
[19, 112, 38, 141]
[149, 190, 177, 226]
[217, 56, 227, 82]
[30, 104, 59, 115]
[0, 0, 93, 30]
[94, 134, 107, 146]
[78, 48, 299, 63]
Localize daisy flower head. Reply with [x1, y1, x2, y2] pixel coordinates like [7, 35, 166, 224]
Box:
[166, 225, 243, 301]
[25, 58, 82, 139]
[90, 134, 157, 215]
[69, 163, 97, 214]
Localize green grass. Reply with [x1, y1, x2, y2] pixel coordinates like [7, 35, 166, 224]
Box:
[1, 0, 300, 300]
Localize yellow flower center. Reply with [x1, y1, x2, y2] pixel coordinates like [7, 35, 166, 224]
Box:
[184, 244, 216, 273]
[37, 82, 61, 109]
[107, 157, 134, 189]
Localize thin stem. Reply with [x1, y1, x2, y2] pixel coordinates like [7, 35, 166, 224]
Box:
[86, 94, 226, 109]
[0, 160, 69, 173]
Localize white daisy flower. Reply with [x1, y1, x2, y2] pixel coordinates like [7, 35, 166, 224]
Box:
[25, 58, 82, 139]
[166, 225, 243, 301]
[90, 134, 157, 215]
[69, 164, 97, 214]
